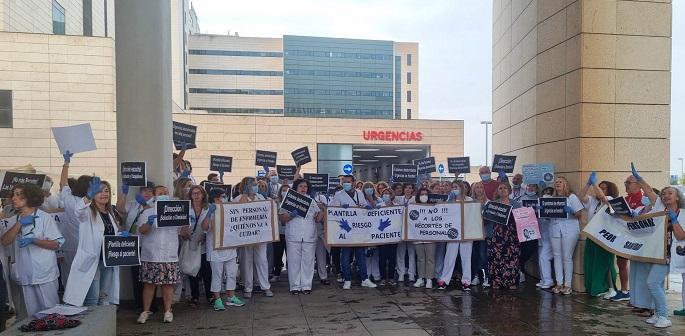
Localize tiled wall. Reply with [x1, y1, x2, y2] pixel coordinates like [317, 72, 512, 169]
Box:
[1, 0, 108, 37]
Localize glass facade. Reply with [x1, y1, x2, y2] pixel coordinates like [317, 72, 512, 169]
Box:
[394, 56, 401, 119]
[189, 88, 283, 95]
[189, 69, 283, 76]
[283, 36, 394, 119]
[317, 144, 353, 177]
[83, 0, 92, 36]
[189, 49, 283, 57]
[0, 90, 12, 128]
[52, 0, 65, 35]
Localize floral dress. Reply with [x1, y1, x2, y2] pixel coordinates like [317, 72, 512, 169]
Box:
[487, 202, 521, 288]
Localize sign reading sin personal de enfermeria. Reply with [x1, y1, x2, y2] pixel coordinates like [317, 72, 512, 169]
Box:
[214, 200, 279, 249]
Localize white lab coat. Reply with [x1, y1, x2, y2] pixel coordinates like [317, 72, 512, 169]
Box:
[233, 194, 271, 291]
[63, 198, 120, 306]
[58, 186, 82, 284]
[282, 200, 321, 291]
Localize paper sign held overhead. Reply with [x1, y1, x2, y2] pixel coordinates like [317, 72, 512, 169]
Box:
[202, 182, 232, 198]
[291, 147, 312, 166]
[255, 150, 277, 167]
[210, 155, 233, 172]
[492, 155, 516, 173]
[120, 162, 147, 187]
[328, 177, 340, 194]
[172, 121, 197, 150]
[51, 123, 97, 155]
[447, 157, 470, 174]
[414, 157, 436, 175]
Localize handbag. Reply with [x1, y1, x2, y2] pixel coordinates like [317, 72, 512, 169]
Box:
[179, 213, 203, 276]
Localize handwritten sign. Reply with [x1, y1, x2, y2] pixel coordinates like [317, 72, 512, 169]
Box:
[326, 206, 405, 246]
[512, 207, 540, 242]
[215, 200, 278, 248]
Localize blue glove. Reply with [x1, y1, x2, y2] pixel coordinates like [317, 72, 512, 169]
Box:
[538, 180, 547, 190]
[119, 231, 130, 238]
[19, 237, 36, 248]
[667, 210, 679, 224]
[147, 215, 157, 225]
[19, 215, 35, 227]
[263, 165, 269, 173]
[219, 171, 224, 181]
[207, 204, 217, 218]
[498, 170, 508, 182]
[180, 142, 189, 150]
[180, 169, 191, 178]
[135, 194, 147, 206]
[62, 150, 73, 163]
[87, 176, 102, 199]
[365, 204, 373, 210]
[342, 204, 349, 209]
[121, 183, 129, 195]
[641, 196, 651, 207]
[630, 162, 642, 181]
[375, 203, 382, 209]
[289, 210, 299, 218]
[564, 206, 575, 215]
[587, 172, 597, 186]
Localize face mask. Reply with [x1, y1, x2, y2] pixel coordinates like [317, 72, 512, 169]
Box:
[452, 189, 461, 197]
[342, 183, 353, 192]
[512, 183, 521, 188]
[183, 187, 191, 196]
[382, 194, 391, 203]
[419, 195, 429, 203]
[157, 195, 170, 201]
[270, 176, 279, 184]
[525, 191, 537, 196]
[251, 185, 259, 194]
[641, 196, 651, 207]
[364, 188, 374, 196]
[220, 196, 228, 203]
[281, 191, 288, 199]
[480, 174, 491, 182]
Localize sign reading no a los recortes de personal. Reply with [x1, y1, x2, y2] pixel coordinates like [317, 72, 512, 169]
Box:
[414, 157, 436, 174]
[210, 155, 233, 172]
[392, 164, 417, 183]
[255, 150, 277, 167]
[172, 121, 197, 150]
[0, 171, 46, 198]
[492, 155, 516, 173]
[121, 162, 147, 187]
[215, 200, 278, 249]
[156, 200, 190, 227]
[405, 202, 485, 242]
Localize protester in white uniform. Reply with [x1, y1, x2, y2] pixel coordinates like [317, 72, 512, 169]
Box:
[57, 151, 89, 284]
[362, 182, 384, 282]
[549, 177, 584, 295]
[202, 189, 244, 311]
[63, 177, 121, 307]
[521, 183, 552, 290]
[329, 175, 377, 290]
[279, 179, 323, 294]
[395, 183, 416, 283]
[185, 186, 212, 306]
[39, 176, 62, 211]
[136, 186, 182, 324]
[313, 191, 330, 285]
[234, 177, 273, 298]
[377, 188, 398, 286]
[272, 184, 289, 282]
[437, 181, 473, 291]
[1, 184, 63, 318]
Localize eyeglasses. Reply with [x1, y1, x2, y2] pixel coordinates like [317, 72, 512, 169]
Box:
[624, 181, 637, 186]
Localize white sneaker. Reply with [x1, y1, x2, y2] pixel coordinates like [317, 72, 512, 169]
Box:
[408, 275, 416, 282]
[471, 277, 480, 286]
[602, 288, 617, 300]
[163, 311, 173, 323]
[645, 314, 659, 324]
[413, 278, 425, 288]
[137, 311, 152, 324]
[482, 278, 490, 288]
[342, 281, 352, 290]
[519, 271, 526, 283]
[361, 279, 377, 288]
[654, 316, 672, 328]
[425, 279, 433, 289]
[536, 281, 553, 289]
[337, 275, 344, 283]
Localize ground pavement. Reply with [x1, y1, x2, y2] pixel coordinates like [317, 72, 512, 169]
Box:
[118, 274, 685, 336]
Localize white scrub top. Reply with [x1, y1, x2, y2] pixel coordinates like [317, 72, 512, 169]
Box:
[205, 203, 237, 263]
[12, 209, 64, 286]
[282, 201, 321, 243]
[329, 189, 368, 208]
[549, 193, 584, 237]
[58, 186, 81, 252]
[139, 206, 182, 263]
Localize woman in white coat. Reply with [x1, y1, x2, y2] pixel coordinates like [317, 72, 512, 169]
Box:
[436, 181, 474, 291]
[64, 177, 121, 307]
[279, 179, 323, 294]
[1, 183, 64, 318]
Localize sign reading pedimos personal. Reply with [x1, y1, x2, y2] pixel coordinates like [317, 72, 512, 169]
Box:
[492, 154, 516, 173]
[277, 165, 297, 180]
[414, 157, 436, 175]
[447, 157, 471, 174]
[392, 164, 417, 183]
[280, 189, 314, 218]
[0, 171, 46, 199]
[210, 155, 233, 172]
[538, 197, 568, 219]
[121, 162, 147, 187]
[291, 146, 312, 166]
[482, 201, 512, 225]
[102, 235, 140, 267]
[304, 173, 328, 193]
[255, 150, 277, 167]
[172, 121, 197, 150]
[156, 200, 190, 227]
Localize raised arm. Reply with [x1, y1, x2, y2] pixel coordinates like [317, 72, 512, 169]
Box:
[579, 172, 597, 204]
[173, 143, 188, 171]
[115, 183, 129, 214]
[59, 151, 73, 190]
[631, 162, 658, 205]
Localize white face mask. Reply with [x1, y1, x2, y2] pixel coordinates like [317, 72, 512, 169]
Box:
[419, 195, 429, 203]
[281, 191, 288, 199]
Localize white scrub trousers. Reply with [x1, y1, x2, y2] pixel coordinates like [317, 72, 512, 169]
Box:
[286, 240, 316, 291]
[315, 236, 328, 280]
[396, 242, 416, 279]
[210, 259, 237, 292]
[537, 222, 553, 285]
[551, 231, 579, 287]
[438, 241, 472, 285]
[22, 279, 59, 318]
[240, 243, 271, 292]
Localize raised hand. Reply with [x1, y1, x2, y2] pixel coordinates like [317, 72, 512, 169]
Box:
[587, 172, 597, 186]
[147, 215, 157, 225]
[630, 162, 642, 181]
[87, 176, 102, 199]
[135, 194, 147, 206]
[121, 183, 129, 195]
[63, 150, 74, 163]
[180, 169, 191, 178]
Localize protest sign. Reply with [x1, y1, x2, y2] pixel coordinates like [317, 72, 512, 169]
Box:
[606, 197, 632, 217]
[121, 162, 146, 187]
[492, 155, 516, 173]
[521, 199, 539, 211]
[304, 173, 328, 193]
[462, 202, 485, 240]
[583, 205, 668, 264]
[392, 164, 417, 183]
[214, 200, 278, 249]
[414, 157, 436, 175]
[0, 171, 46, 198]
[280, 189, 313, 218]
[276, 165, 297, 180]
[522, 163, 555, 185]
[291, 146, 312, 166]
[202, 182, 232, 197]
[512, 207, 541, 242]
[427, 193, 448, 203]
[172, 121, 197, 150]
[156, 200, 190, 227]
[405, 202, 484, 242]
[326, 206, 404, 246]
[538, 197, 568, 219]
[210, 155, 233, 172]
[51, 123, 97, 154]
[328, 177, 340, 194]
[482, 201, 512, 225]
[102, 235, 140, 267]
[447, 157, 471, 174]
[255, 150, 277, 167]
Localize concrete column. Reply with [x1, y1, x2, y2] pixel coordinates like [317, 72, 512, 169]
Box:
[114, 0, 174, 301]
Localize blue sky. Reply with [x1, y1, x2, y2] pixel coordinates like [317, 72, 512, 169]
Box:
[191, 0, 683, 174]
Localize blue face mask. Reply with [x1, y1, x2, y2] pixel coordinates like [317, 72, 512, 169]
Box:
[382, 194, 391, 203]
[364, 188, 375, 196]
[451, 189, 461, 198]
[251, 185, 259, 194]
[480, 174, 491, 182]
[156, 195, 170, 201]
[342, 183, 353, 192]
[270, 176, 279, 184]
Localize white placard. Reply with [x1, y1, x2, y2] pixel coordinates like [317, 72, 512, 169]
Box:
[326, 206, 405, 247]
[215, 200, 278, 249]
[51, 123, 97, 154]
[405, 202, 485, 242]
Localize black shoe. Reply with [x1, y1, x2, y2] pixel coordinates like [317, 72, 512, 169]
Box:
[303, 290, 312, 295]
[320, 279, 330, 285]
[290, 290, 300, 295]
[253, 286, 265, 293]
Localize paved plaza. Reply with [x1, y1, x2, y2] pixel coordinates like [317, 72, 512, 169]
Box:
[117, 273, 684, 336]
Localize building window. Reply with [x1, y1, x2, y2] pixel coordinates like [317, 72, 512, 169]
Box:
[189, 49, 283, 57]
[407, 90, 412, 102]
[189, 88, 283, 95]
[407, 72, 412, 84]
[0, 90, 12, 128]
[407, 54, 412, 66]
[83, 0, 92, 36]
[104, 0, 108, 37]
[407, 109, 412, 120]
[52, 0, 65, 35]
